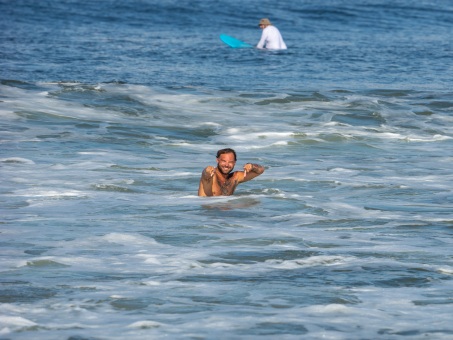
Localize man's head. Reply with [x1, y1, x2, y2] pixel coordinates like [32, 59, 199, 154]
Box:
[216, 148, 237, 161]
[216, 148, 237, 175]
[258, 18, 272, 29]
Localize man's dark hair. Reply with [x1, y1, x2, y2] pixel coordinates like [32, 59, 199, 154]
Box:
[216, 148, 237, 161]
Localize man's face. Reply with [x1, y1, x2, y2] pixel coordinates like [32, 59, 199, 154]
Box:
[216, 152, 236, 175]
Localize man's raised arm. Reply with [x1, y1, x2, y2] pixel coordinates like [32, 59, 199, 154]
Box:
[198, 166, 216, 196]
[241, 163, 265, 183]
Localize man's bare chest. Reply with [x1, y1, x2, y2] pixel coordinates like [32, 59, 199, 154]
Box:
[213, 174, 239, 196]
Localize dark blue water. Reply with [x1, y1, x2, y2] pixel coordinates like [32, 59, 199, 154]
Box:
[1, 1, 453, 339]
[2, 0, 452, 89]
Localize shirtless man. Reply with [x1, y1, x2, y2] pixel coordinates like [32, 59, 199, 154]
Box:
[198, 148, 265, 196]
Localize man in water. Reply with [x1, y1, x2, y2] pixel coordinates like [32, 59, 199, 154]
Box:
[198, 148, 265, 196]
[256, 18, 287, 50]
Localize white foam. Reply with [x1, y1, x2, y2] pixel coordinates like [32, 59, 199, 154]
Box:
[0, 315, 37, 327]
[303, 303, 351, 314]
[137, 254, 162, 265]
[265, 255, 350, 269]
[437, 267, 453, 275]
[101, 233, 159, 246]
[141, 280, 162, 286]
[17, 189, 85, 198]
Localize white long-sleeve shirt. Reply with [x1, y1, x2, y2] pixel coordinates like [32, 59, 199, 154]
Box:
[256, 25, 287, 50]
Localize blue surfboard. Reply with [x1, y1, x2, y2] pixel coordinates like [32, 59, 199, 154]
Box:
[220, 34, 253, 48]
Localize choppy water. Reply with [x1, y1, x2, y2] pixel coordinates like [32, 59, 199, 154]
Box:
[1, 1, 453, 339]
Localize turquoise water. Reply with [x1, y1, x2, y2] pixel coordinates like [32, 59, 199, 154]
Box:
[1, 1, 453, 339]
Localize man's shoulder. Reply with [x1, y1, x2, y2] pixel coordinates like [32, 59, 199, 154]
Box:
[231, 170, 244, 179]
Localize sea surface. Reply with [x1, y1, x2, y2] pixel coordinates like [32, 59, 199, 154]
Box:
[1, 0, 453, 339]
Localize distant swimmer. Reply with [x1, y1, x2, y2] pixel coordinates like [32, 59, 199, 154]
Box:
[256, 18, 287, 50]
[198, 148, 265, 196]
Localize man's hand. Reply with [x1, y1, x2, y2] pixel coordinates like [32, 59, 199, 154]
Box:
[203, 166, 216, 180]
[243, 163, 253, 178]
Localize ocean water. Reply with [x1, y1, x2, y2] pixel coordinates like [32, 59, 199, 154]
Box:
[1, 0, 453, 339]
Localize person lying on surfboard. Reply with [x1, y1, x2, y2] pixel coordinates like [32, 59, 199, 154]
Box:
[198, 148, 265, 196]
[257, 18, 287, 50]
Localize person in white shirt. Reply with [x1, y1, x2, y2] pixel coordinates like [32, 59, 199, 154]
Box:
[256, 18, 287, 50]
